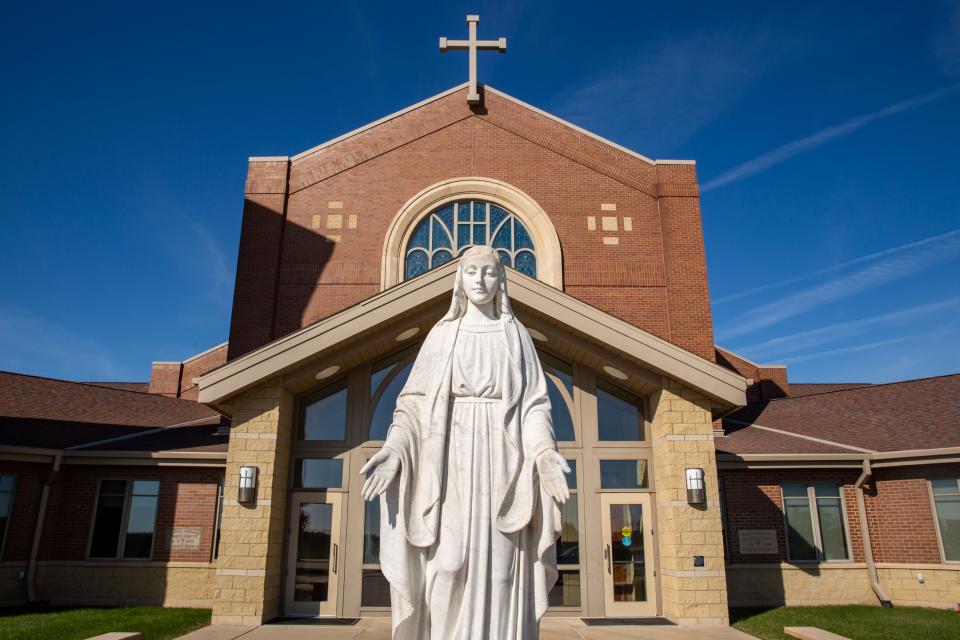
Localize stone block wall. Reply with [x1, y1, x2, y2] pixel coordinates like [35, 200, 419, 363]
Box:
[35, 562, 214, 607]
[651, 380, 728, 625]
[726, 565, 875, 607]
[877, 566, 960, 608]
[212, 378, 292, 626]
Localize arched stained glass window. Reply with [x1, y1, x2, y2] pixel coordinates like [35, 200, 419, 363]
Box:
[404, 200, 537, 280]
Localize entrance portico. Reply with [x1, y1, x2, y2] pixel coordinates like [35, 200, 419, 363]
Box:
[199, 264, 745, 627]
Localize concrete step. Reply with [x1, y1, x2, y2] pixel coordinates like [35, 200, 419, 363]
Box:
[85, 633, 141, 640]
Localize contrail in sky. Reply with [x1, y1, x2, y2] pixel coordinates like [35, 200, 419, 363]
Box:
[715, 231, 960, 340]
[701, 83, 960, 193]
[714, 229, 960, 305]
[733, 296, 960, 361]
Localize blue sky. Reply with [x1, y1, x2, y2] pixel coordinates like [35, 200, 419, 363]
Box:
[1, 1, 958, 384]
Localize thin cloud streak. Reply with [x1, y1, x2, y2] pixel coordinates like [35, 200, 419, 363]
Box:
[0, 306, 126, 380]
[553, 30, 781, 152]
[716, 231, 960, 340]
[735, 296, 960, 361]
[701, 83, 960, 192]
[714, 228, 960, 305]
[783, 326, 960, 365]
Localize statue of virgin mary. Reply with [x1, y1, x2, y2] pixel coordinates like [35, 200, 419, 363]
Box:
[360, 245, 570, 640]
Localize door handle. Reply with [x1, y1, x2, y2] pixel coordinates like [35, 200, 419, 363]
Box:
[332, 543, 338, 574]
[605, 544, 612, 574]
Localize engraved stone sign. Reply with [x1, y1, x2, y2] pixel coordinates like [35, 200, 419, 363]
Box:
[169, 527, 202, 551]
[738, 529, 778, 555]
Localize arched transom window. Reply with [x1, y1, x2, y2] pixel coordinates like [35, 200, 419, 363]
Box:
[404, 200, 537, 280]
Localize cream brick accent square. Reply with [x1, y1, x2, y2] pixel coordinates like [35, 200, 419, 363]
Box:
[587, 216, 596, 231]
[601, 203, 617, 211]
[327, 234, 341, 243]
[603, 236, 619, 245]
[326, 214, 342, 229]
[623, 217, 633, 231]
[311, 215, 321, 229]
[327, 201, 343, 209]
[348, 214, 358, 229]
[602, 216, 618, 231]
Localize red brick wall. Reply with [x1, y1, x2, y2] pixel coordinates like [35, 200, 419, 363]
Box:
[715, 347, 789, 402]
[720, 469, 864, 564]
[148, 344, 228, 401]
[30, 465, 224, 563]
[864, 464, 959, 564]
[227, 86, 716, 361]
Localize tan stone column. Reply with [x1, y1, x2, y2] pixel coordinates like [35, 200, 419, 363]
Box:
[650, 379, 729, 625]
[212, 378, 292, 625]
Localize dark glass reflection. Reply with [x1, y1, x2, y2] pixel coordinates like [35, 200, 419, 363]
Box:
[361, 569, 391, 607]
[370, 361, 413, 441]
[89, 480, 127, 558]
[363, 497, 380, 564]
[599, 459, 648, 489]
[122, 480, 159, 559]
[557, 495, 579, 565]
[298, 458, 344, 489]
[295, 503, 333, 602]
[597, 385, 642, 441]
[303, 386, 347, 441]
[609, 504, 647, 602]
[547, 570, 581, 607]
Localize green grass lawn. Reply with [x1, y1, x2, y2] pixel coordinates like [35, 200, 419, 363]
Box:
[0, 606, 210, 640]
[732, 605, 960, 640]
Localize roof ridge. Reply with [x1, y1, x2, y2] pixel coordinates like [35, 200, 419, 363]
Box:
[0, 369, 204, 405]
[724, 418, 876, 453]
[769, 372, 960, 402]
[65, 415, 222, 451]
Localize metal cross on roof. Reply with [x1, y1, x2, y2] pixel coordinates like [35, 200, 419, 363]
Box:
[440, 15, 506, 105]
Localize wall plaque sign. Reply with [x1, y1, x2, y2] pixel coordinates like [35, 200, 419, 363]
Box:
[738, 529, 778, 555]
[169, 527, 202, 551]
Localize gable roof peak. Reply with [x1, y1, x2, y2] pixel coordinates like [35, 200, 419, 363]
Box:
[273, 83, 693, 169]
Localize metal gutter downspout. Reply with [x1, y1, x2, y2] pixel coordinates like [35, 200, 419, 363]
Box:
[27, 454, 61, 602]
[855, 458, 892, 607]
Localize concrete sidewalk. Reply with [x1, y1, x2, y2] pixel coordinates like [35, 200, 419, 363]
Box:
[176, 618, 755, 639]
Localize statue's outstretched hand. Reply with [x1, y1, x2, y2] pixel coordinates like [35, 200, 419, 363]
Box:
[536, 449, 571, 505]
[360, 448, 401, 501]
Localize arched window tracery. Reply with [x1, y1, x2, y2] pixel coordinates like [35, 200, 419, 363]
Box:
[404, 200, 537, 280]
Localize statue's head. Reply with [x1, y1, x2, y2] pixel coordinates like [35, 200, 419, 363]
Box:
[444, 245, 514, 321]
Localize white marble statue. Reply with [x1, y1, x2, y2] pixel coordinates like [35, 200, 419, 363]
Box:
[360, 245, 570, 639]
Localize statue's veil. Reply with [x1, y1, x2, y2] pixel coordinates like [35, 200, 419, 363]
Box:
[442, 245, 515, 322]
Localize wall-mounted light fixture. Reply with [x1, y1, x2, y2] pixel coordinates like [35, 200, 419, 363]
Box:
[685, 468, 706, 505]
[239, 466, 259, 504]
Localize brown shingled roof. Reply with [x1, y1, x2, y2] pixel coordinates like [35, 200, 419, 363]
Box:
[721, 373, 960, 454]
[0, 370, 221, 451]
[84, 381, 150, 393]
[789, 383, 872, 397]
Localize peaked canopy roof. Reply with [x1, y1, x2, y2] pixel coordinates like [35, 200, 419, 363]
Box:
[198, 262, 747, 414]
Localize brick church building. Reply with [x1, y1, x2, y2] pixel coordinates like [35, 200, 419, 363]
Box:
[0, 81, 957, 627]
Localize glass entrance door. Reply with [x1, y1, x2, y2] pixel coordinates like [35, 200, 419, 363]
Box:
[284, 492, 343, 616]
[600, 493, 656, 616]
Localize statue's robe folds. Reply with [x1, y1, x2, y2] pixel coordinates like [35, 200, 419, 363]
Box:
[379, 315, 561, 639]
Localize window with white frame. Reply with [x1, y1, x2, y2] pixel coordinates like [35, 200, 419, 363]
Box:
[0, 475, 15, 556]
[89, 479, 160, 560]
[931, 478, 960, 562]
[782, 482, 850, 562]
